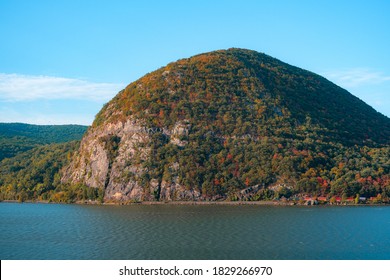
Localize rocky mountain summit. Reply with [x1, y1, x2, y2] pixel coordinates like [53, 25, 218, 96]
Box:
[61, 48, 390, 202]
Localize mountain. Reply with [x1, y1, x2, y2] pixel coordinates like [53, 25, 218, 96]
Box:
[61, 48, 390, 202]
[0, 123, 89, 202]
[0, 141, 82, 202]
[0, 123, 87, 160]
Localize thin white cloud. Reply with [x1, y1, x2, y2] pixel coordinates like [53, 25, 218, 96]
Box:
[0, 73, 125, 102]
[322, 68, 390, 88]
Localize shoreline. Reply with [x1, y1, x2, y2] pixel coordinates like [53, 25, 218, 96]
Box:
[1, 199, 389, 207]
[0, 199, 283, 206]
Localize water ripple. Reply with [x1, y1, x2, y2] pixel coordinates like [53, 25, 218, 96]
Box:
[1, 203, 390, 259]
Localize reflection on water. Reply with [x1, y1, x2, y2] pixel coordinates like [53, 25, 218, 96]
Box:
[1, 203, 390, 259]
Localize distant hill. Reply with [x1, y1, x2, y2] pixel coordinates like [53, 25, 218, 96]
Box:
[0, 123, 90, 202]
[0, 141, 87, 202]
[0, 123, 87, 160]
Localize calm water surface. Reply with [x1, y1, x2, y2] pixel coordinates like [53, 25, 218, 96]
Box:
[1, 203, 390, 259]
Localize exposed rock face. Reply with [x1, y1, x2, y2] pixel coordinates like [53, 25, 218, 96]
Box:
[61, 118, 200, 201]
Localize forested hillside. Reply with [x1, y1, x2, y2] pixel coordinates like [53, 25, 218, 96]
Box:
[0, 123, 91, 202]
[62, 48, 390, 203]
[1, 49, 389, 203]
[0, 123, 87, 160]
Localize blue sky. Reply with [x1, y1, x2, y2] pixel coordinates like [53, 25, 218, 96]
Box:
[1, 0, 389, 125]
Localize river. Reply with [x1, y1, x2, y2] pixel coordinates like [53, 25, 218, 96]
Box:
[1, 202, 389, 259]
